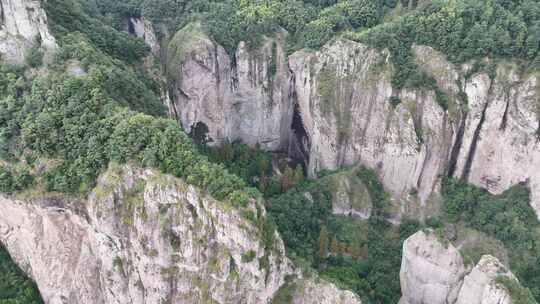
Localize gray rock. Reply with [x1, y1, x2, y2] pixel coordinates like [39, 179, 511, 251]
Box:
[167, 22, 292, 151]
[0, 164, 360, 303]
[400, 231, 531, 304]
[0, 0, 56, 64]
[399, 230, 466, 304]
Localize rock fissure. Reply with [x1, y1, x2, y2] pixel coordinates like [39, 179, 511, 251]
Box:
[447, 110, 467, 177]
[462, 82, 493, 181]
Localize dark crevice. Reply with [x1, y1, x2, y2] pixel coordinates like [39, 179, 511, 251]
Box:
[213, 43, 223, 107]
[462, 99, 490, 181]
[288, 101, 310, 173]
[447, 110, 467, 177]
[499, 95, 510, 131]
[127, 18, 136, 35]
[230, 49, 239, 92]
[0, 1, 5, 28]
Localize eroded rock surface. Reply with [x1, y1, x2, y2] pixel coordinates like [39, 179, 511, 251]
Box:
[0, 0, 56, 64]
[167, 22, 292, 151]
[290, 278, 362, 304]
[0, 164, 360, 304]
[399, 230, 466, 304]
[168, 30, 540, 218]
[400, 231, 529, 304]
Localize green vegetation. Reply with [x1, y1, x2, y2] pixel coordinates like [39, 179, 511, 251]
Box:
[241, 250, 256, 263]
[0, 30, 259, 207]
[190, 134, 304, 197]
[266, 167, 414, 303]
[0, 245, 42, 304]
[442, 178, 540, 300]
[45, 0, 150, 63]
[25, 45, 44, 68]
[496, 276, 537, 304]
[92, 0, 405, 54]
[357, 0, 539, 89]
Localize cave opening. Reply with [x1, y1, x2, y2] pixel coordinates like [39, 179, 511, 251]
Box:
[127, 19, 136, 35]
[288, 102, 311, 173]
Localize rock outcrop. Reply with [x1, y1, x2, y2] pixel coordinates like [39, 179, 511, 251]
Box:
[0, 0, 56, 64]
[0, 164, 359, 304]
[455, 255, 514, 304]
[166, 28, 540, 218]
[123, 16, 161, 57]
[289, 41, 453, 220]
[289, 278, 361, 304]
[399, 230, 530, 304]
[167, 22, 293, 151]
[399, 230, 466, 304]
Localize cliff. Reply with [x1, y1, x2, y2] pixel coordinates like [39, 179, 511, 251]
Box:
[0, 164, 360, 304]
[0, 0, 56, 64]
[399, 230, 534, 304]
[166, 24, 540, 219]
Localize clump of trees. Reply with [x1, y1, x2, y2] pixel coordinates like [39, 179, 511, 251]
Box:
[442, 178, 540, 300]
[266, 167, 416, 303]
[359, 0, 540, 88]
[0, 245, 42, 304]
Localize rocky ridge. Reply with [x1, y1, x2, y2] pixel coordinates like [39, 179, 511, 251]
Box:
[0, 164, 361, 304]
[399, 230, 530, 304]
[166, 24, 540, 219]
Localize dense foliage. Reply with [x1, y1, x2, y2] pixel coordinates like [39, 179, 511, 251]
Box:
[266, 168, 419, 303]
[0, 245, 42, 304]
[442, 178, 540, 300]
[357, 0, 540, 88]
[1, 38, 258, 206]
[91, 0, 405, 53]
[46, 0, 151, 63]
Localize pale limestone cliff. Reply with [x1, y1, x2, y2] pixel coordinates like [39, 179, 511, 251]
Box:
[0, 164, 359, 304]
[167, 30, 540, 218]
[0, 164, 290, 303]
[455, 255, 514, 304]
[399, 230, 530, 304]
[399, 230, 466, 304]
[288, 41, 452, 221]
[167, 22, 292, 151]
[0, 0, 56, 64]
[290, 278, 361, 304]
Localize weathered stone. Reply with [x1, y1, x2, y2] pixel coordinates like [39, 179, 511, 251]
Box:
[455, 255, 514, 304]
[0, 0, 56, 64]
[167, 23, 292, 151]
[0, 164, 360, 304]
[399, 230, 466, 304]
[400, 231, 531, 304]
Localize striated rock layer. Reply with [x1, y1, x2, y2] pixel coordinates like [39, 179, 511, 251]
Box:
[0, 0, 56, 64]
[0, 164, 360, 304]
[166, 22, 293, 151]
[399, 230, 528, 304]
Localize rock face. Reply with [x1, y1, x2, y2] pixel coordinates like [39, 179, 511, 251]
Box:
[0, 164, 358, 304]
[450, 64, 540, 218]
[399, 230, 527, 304]
[123, 17, 161, 57]
[399, 230, 466, 304]
[0, 0, 56, 64]
[290, 279, 361, 304]
[324, 169, 373, 219]
[167, 23, 293, 151]
[167, 29, 540, 218]
[289, 41, 454, 220]
[455, 255, 514, 304]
